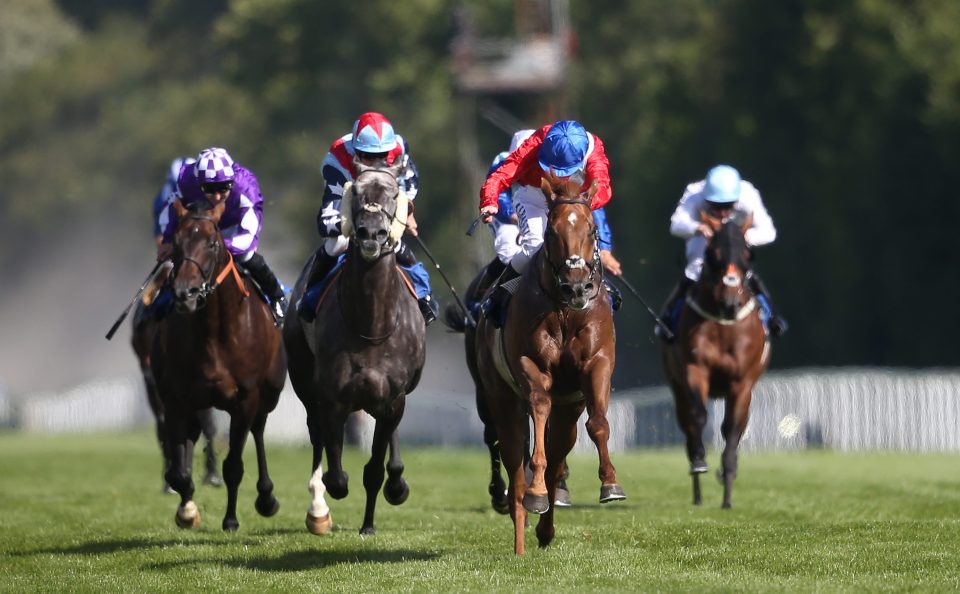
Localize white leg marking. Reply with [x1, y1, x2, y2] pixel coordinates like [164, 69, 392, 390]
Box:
[307, 466, 330, 518]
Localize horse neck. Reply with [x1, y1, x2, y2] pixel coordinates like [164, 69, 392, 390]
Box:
[341, 246, 401, 334]
[199, 253, 250, 336]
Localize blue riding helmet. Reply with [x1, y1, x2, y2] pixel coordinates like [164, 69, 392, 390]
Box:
[538, 120, 589, 177]
[703, 164, 742, 204]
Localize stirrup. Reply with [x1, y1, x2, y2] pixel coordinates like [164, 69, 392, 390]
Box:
[418, 295, 439, 326]
[271, 295, 287, 327]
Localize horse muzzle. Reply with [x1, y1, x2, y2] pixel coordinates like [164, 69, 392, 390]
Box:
[355, 224, 388, 261]
[559, 281, 596, 311]
[174, 286, 206, 313]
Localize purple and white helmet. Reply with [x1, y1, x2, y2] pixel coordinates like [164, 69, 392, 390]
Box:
[194, 147, 236, 184]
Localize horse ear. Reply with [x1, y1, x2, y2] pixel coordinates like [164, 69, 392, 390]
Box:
[173, 198, 187, 219]
[700, 209, 722, 231]
[740, 212, 754, 234]
[540, 176, 555, 202]
[586, 180, 598, 200]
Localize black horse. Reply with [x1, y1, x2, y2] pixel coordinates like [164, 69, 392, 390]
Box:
[284, 162, 426, 535]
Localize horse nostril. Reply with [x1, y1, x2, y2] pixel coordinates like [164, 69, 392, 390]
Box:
[559, 284, 575, 298]
[583, 283, 595, 295]
[376, 229, 388, 242]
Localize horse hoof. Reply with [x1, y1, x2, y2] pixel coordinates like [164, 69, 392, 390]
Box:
[522, 492, 550, 514]
[174, 501, 200, 529]
[554, 486, 573, 507]
[722, 501, 732, 510]
[383, 479, 409, 506]
[202, 473, 224, 488]
[222, 517, 240, 532]
[255, 495, 280, 517]
[491, 489, 510, 515]
[690, 460, 709, 474]
[305, 512, 332, 535]
[599, 484, 626, 503]
[359, 525, 376, 536]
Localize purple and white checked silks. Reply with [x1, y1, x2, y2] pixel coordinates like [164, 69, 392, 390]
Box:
[194, 147, 236, 184]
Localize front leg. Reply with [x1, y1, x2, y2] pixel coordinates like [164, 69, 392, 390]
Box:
[518, 356, 552, 515]
[582, 353, 625, 503]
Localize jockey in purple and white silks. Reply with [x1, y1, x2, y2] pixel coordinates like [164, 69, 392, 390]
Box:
[657, 164, 788, 340]
[157, 147, 288, 325]
[296, 111, 439, 325]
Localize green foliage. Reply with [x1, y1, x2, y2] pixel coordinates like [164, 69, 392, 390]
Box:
[2, 431, 960, 592]
[2, 0, 960, 370]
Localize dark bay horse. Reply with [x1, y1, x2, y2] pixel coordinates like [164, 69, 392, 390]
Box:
[473, 173, 623, 555]
[661, 212, 770, 508]
[283, 162, 426, 536]
[153, 199, 287, 531]
[131, 295, 222, 493]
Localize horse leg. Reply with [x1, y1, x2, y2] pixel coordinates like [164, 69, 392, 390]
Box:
[221, 409, 253, 532]
[360, 412, 402, 535]
[383, 428, 410, 506]
[675, 368, 709, 505]
[250, 409, 280, 518]
[582, 357, 625, 504]
[498, 404, 529, 555]
[165, 411, 200, 529]
[720, 386, 753, 509]
[536, 404, 583, 549]
[477, 386, 509, 514]
[320, 410, 350, 499]
[199, 408, 223, 487]
[553, 460, 572, 507]
[305, 407, 332, 535]
[522, 386, 552, 514]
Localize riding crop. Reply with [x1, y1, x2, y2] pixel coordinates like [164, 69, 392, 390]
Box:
[611, 275, 674, 340]
[104, 260, 164, 341]
[407, 233, 476, 328]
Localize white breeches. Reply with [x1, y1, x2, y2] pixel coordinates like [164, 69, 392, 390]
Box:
[684, 235, 709, 281]
[490, 220, 521, 265]
[510, 185, 549, 272]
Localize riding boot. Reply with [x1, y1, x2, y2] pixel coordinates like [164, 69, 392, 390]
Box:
[655, 276, 694, 343]
[239, 252, 287, 327]
[418, 294, 440, 326]
[481, 264, 521, 329]
[297, 247, 339, 323]
[747, 272, 788, 337]
[442, 257, 505, 332]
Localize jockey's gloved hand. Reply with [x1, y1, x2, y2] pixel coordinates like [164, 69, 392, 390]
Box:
[480, 205, 498, 224]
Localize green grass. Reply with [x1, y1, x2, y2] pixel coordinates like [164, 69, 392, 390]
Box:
[1, 431, 959, 593]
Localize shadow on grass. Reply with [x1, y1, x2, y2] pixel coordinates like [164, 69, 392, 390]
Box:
[146, 548, 440, 572]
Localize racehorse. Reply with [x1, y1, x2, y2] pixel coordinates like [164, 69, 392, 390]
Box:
[152, 199, 286, 531]
[660, 212, 770, 509]
[131, 299, 222, 493]
[283, 161, 426, 536]
[473, 172, 623, 555]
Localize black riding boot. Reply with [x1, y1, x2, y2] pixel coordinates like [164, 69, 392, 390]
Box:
[239, 252, 287, 326]
[655, 276, 694, 342]
[481, 264, 521, 329]
[297, 247, 339, 322]
[397, 241, 439, 326]
[603, 279, 622, 312]
[747, 272, 788, 337]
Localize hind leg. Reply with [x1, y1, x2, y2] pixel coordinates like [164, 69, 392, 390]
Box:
[476, 386, 509, 514]
[720, 385, 753, 509]
[320, 409, 350, 500]
[199, 408, 223, 487]
[221, 408, 253, 532]
[673, 368, 709, 505]
[383, 428, 410, 506]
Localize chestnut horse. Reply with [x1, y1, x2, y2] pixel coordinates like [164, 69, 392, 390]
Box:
[131, 298, 222, 493]
[153, 199, 286, 531]
[661, 213, 770, 508]
[474, 172, 623, 555]
[283, 162, 426, 536]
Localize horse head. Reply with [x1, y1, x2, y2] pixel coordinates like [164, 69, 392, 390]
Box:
[700, 211, 754, 318]
[342, 160, 406, 262]
[170, 199, 227, 313]
[540, 170, 601, 311]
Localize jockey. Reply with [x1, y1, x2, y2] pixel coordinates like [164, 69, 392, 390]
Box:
[153, 156, 194, 245]
[478, 120, 616, 326]
[157, 147, 288, 326]
[297, 111, 439, 325]
[657, 164, 788, 340]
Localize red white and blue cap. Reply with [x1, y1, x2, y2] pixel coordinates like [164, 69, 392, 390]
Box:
[351, 112, 398, 154]
[703, 164, 742, 204]
[538, 120, 589, 177]
[194, 147, 236, 184]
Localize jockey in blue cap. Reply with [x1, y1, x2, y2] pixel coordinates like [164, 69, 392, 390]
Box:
[156, 147, 288, 326]
[657, 164, 788, 340]
[296, 111, 439, 325]
[477, 120, 617, 327]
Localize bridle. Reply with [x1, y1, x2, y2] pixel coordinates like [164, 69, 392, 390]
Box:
[173, 212, 248, 307]
[350, 169, 405, 254]
[542, 196, 603, 307]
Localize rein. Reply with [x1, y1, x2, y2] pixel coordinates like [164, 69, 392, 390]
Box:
[350, 169, 405, 252]
[176, 214, 250, 305]
[684, 292, 757, 325]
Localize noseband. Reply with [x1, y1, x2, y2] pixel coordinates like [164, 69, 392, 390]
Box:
[174, 213, 248, 305]
[543, 197, 603, 307]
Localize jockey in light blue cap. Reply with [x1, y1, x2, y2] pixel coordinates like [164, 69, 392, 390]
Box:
[657, 164, 788, 340]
